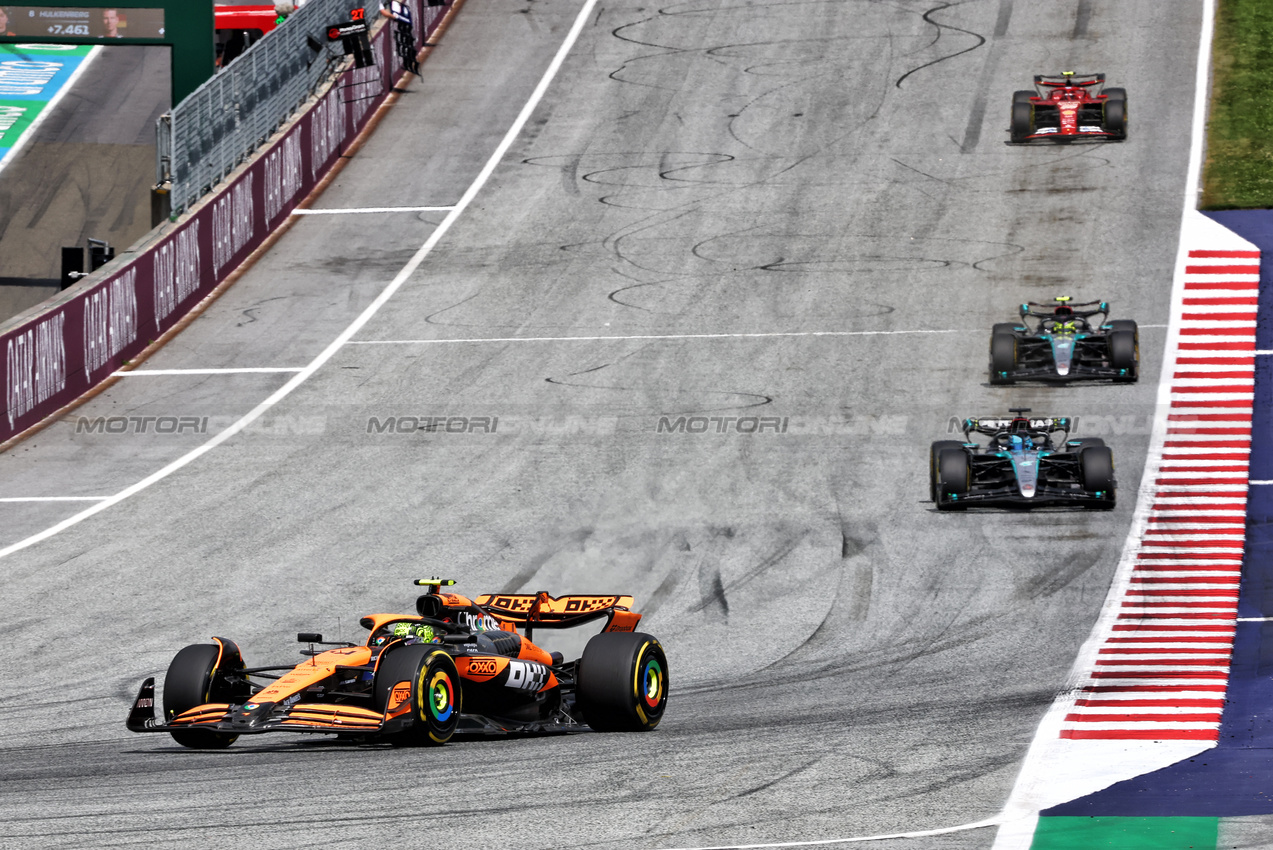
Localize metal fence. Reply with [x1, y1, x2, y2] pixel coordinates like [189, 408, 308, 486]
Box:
[158, 0, 383, 216]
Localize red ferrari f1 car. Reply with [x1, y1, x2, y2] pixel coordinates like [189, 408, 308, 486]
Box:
[1010, 72, 1127, 143]
[127, 579, 668, 748]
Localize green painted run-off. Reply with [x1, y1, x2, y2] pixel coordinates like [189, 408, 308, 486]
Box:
[1032, 817, 1218, 849]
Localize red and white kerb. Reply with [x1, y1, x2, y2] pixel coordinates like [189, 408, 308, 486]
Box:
[1061, 248, 1259, 742]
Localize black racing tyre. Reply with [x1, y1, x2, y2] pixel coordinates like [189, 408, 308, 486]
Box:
[375, 645, 461, 746]
[577, 632, 668, 732]
[1107, 319, 1138, 336]
[930, 440, 964, 502]
[1080, 446, 1116, 507]
[163, 643, 243, 749]
[1069, 438, 1106, 453]
[1103, 88, 1127, 138]
[990, 325, 1018, 384]
[1010, 99, 1034, 143]
[1013, 89, 1034, 105]
[936, 448, 969, 511]
[1108, 328, 1138, 381]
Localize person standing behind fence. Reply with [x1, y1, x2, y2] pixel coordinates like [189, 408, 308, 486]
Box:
[381, 0, 420, 77]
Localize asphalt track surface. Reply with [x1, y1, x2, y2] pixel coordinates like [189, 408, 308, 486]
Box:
[0, 45, 168, 320]
[0, 1, 1203, 848]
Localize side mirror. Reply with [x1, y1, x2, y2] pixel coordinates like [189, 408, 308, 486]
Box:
[298, 632, 322, 643]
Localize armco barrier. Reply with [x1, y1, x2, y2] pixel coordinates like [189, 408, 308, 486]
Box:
[0, 0, 448, 444]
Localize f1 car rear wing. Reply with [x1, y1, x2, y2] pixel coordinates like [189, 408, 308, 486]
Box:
[475, 592, 642, 637]
[1034, 72, 1105, 90]
[962, 410, 1072, 441]
[1020, 298, 1109, 323]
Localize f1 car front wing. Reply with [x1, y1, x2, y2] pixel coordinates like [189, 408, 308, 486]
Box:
[126, 678, 589, 739]
[942, 482, 1113, 508]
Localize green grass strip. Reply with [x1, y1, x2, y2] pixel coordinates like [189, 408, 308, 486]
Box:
[1202, 0, 1273, 209]
[1032, 816, 1217, 849]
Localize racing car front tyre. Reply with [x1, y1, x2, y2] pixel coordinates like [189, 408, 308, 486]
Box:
[935, 448, 969, 511]
[163, 643, 244, 749]
[930, 440, 964, 501]
[990, 324, 1018, 384]
[1102, 88, 1127, 139]
[1107, 328, 1138, 381]
[375, 645, 461, 746]
[1010, 98, 1034, 143]
[1080, 446, 1116, 509]
[577, 632, 668, 732]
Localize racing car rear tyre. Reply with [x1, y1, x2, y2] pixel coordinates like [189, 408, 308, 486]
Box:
[1013, 90, 1034, 104]
[936, 448, 969, 511]
[1108, 328, 1138, 381]
[1080, 446, 1116, 508]
[1010, 100, 1034, 143]
[1103, 88, 1127, 139]
[990, 325, 1017, 384]
[163, 642, 244, 749]
[577, 632, 668, 732]
[930, 440, 964, 502]
[375, 645, 461, 746]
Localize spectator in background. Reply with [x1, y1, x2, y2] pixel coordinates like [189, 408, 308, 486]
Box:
[0, 8, 15, 37]
[101, 8, 123, 38]
[380, 0, 411, 23]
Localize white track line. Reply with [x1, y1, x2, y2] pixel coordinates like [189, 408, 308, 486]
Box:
[0, 0, 604, 562]
[0, 496, 108, 502]
[111, 368, 304, 376]
[653, 816, 1004, 849]
[291, 206, 456, 215]
[349, 329, 962, 345]
[0, 45, 101, 178]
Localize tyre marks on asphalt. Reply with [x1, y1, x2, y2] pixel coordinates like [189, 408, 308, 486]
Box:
[958, 0, 1013, 153]
[894, 1, 992, 90]
[1072, 0, 1094, 40]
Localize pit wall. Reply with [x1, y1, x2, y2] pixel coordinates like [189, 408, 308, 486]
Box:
[0, 0, 448, 443]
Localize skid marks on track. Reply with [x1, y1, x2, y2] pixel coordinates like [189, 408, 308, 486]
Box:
[894, 1, 992, 90]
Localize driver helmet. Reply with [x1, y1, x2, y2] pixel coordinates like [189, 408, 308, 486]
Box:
[1008, 434, 1033, 451]
[390, 621, 437, 644]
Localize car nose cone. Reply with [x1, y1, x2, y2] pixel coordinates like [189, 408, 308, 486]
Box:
[1049, 335, 1075, 376]
[1012, 451, 1039, 497]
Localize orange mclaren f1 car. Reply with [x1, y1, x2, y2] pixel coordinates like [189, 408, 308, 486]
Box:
[126, 579, 668, 748]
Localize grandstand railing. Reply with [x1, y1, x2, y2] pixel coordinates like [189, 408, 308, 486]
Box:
[157, 0, 383, 216]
